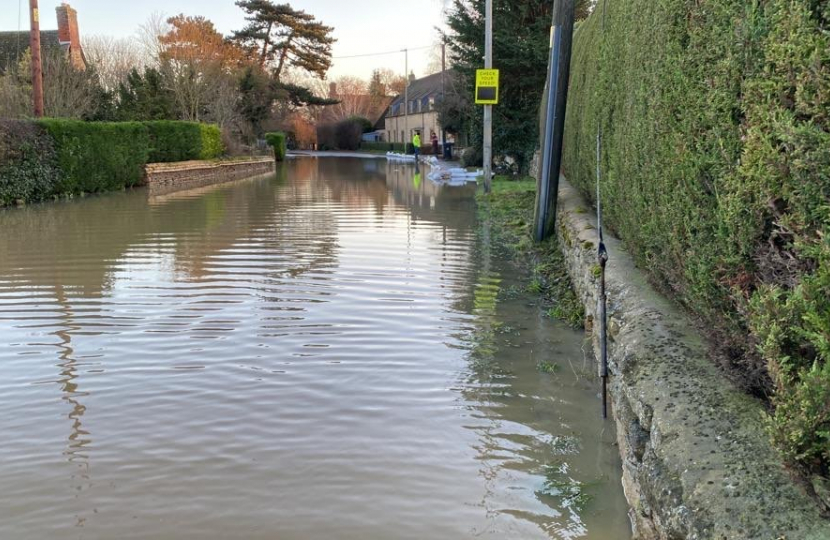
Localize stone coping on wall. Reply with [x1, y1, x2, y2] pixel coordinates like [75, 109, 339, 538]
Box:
[144, 157, 276, 196]
[554, 176, 830, 540]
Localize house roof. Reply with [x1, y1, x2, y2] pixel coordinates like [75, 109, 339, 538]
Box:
[389, 70, 450, 109]
[0, 30, 64, 73]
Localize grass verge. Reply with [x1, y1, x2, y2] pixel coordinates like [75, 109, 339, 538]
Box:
[477, 176, 584, 328]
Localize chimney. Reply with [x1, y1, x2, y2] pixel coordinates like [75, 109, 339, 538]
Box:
[329, 82, 337, 98]
[56, 3, 85, 70]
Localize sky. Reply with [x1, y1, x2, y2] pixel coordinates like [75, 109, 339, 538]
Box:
[0, 0, 450, 81]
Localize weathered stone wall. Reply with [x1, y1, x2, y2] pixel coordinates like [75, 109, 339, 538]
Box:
[554, 177, 830, 540]
[144, 158, 275, 196]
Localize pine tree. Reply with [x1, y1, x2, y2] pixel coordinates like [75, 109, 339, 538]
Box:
[233, 0, 336, 81]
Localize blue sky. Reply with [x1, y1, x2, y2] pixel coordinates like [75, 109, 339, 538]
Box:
[1, 0, 448, 80]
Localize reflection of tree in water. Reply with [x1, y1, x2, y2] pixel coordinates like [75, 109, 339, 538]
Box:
[53, 285, 93, 529]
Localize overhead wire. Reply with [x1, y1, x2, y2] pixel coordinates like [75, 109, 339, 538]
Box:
[332, 45, 432, 60]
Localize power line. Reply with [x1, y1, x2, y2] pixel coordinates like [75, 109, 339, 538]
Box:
[333, 45, 432, 60]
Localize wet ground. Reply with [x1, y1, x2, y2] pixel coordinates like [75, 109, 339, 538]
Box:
[0, 157, 631, 539]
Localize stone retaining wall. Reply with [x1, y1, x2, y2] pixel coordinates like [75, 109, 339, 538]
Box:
[144, 158, 275, 196]
[554, 177, 830, 540]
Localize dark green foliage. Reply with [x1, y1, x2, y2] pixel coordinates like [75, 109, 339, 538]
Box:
[360, 141, 406, 153]
[37, 119, 150, 193]
[348, 116, 373, 134]
[132, 122, 224, 164]
[445, 0, 593, 173]
[564, 0, 830, 475]
[316, 118, 364, 151]
[117, 68, 177, 121]
[0, 120, 63, 206]
[199, 124, 224, 160]
[233, 0, 335, 80]
[477, 176, 584, 328]
[144, 121, 202, 162]
[264, 131, 286, 161]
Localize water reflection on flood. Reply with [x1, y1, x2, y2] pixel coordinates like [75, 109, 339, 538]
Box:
[0, 157, 630, 539]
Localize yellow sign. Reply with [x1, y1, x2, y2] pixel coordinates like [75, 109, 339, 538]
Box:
[33, 9, 39, 23]
[475, 69, 499, 105]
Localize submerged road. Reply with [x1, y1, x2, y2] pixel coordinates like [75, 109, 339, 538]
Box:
[0, 157, 630, 539]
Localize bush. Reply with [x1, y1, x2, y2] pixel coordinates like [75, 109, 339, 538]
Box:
[316, 118, 365, 151]
[264, 132, 286, 161]
[563, 0, 830, 475]
[0, 120, 63, 206]
[144, 121, 223, 163]
[38, 119, 150, 193]
[199, 124, 223, 160]
[359, 141, 406, 153]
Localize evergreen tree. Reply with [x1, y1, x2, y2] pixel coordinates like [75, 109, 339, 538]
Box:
[116, 67, 176, 121]
[445, 0, 592, 171]
[232, 0, 336, 81]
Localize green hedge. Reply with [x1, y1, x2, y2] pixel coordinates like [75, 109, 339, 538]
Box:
[264, 132, 286, 161]
[144, 121, 223, 163]
[1, 119, 225, 205]
[0, 120, 63, 206]
[359, 141, 407, 153]
[199, 124, 223, 160]
[38, 119, 150, 193]
[563, 1, 830, 474]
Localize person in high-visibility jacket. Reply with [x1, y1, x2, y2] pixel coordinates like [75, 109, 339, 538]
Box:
[412, 132, 421, 158]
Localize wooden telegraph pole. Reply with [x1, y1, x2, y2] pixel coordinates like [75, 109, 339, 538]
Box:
[29, 0, 45, 117]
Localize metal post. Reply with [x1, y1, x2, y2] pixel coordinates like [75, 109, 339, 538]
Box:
[29, 0, 44, 118]
[533, 0, 575, 242]
[483, 0, 493, 192]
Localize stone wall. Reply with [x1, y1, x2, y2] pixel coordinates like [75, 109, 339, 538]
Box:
[554, 177, 830, 540]
[144, 158, 275, 196]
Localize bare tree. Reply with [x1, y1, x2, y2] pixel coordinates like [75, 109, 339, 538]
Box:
[83, 35, 146, 91]
[137, 11, 169, 66]
[42, 52, 98, 118]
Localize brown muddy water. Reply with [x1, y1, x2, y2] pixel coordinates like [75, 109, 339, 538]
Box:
[0, 157, 631, 539]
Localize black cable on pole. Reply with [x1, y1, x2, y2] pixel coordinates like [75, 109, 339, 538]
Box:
[597, 0, 610, 420]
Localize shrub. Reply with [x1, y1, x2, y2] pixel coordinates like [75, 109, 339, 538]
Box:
[38, 119, 150, 193]
[199, 123, 223, 160]
[563, 0, 830, 475]
[144, 121, 223, 162]
[359, 141, 406, 153]
[0, 120, 63, 205]
[264, 132, 286, 161]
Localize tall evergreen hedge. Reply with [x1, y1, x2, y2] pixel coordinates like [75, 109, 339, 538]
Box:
[0, 120, 225, 206]
[563, 1, 830, 474]
[38, 119, 151, 193]
[145, 121, 224, 162]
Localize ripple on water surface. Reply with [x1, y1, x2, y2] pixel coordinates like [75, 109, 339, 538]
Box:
[0, 158, 630, 539]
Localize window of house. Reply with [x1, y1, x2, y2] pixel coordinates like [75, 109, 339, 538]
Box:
[428, 96, 435, 111]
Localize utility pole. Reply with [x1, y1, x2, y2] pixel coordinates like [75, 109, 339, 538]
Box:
[403, 48, 409, 151]
[441, 40, 447, 159]
[483, 0, 493, 192]
[29, 0, 44, 118]
[533, 0, 575, 242]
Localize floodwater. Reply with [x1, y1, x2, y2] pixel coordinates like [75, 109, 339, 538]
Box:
[0, 157, 631, 539]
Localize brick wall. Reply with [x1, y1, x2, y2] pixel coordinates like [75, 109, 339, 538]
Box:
[144, 158, 276, 196]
